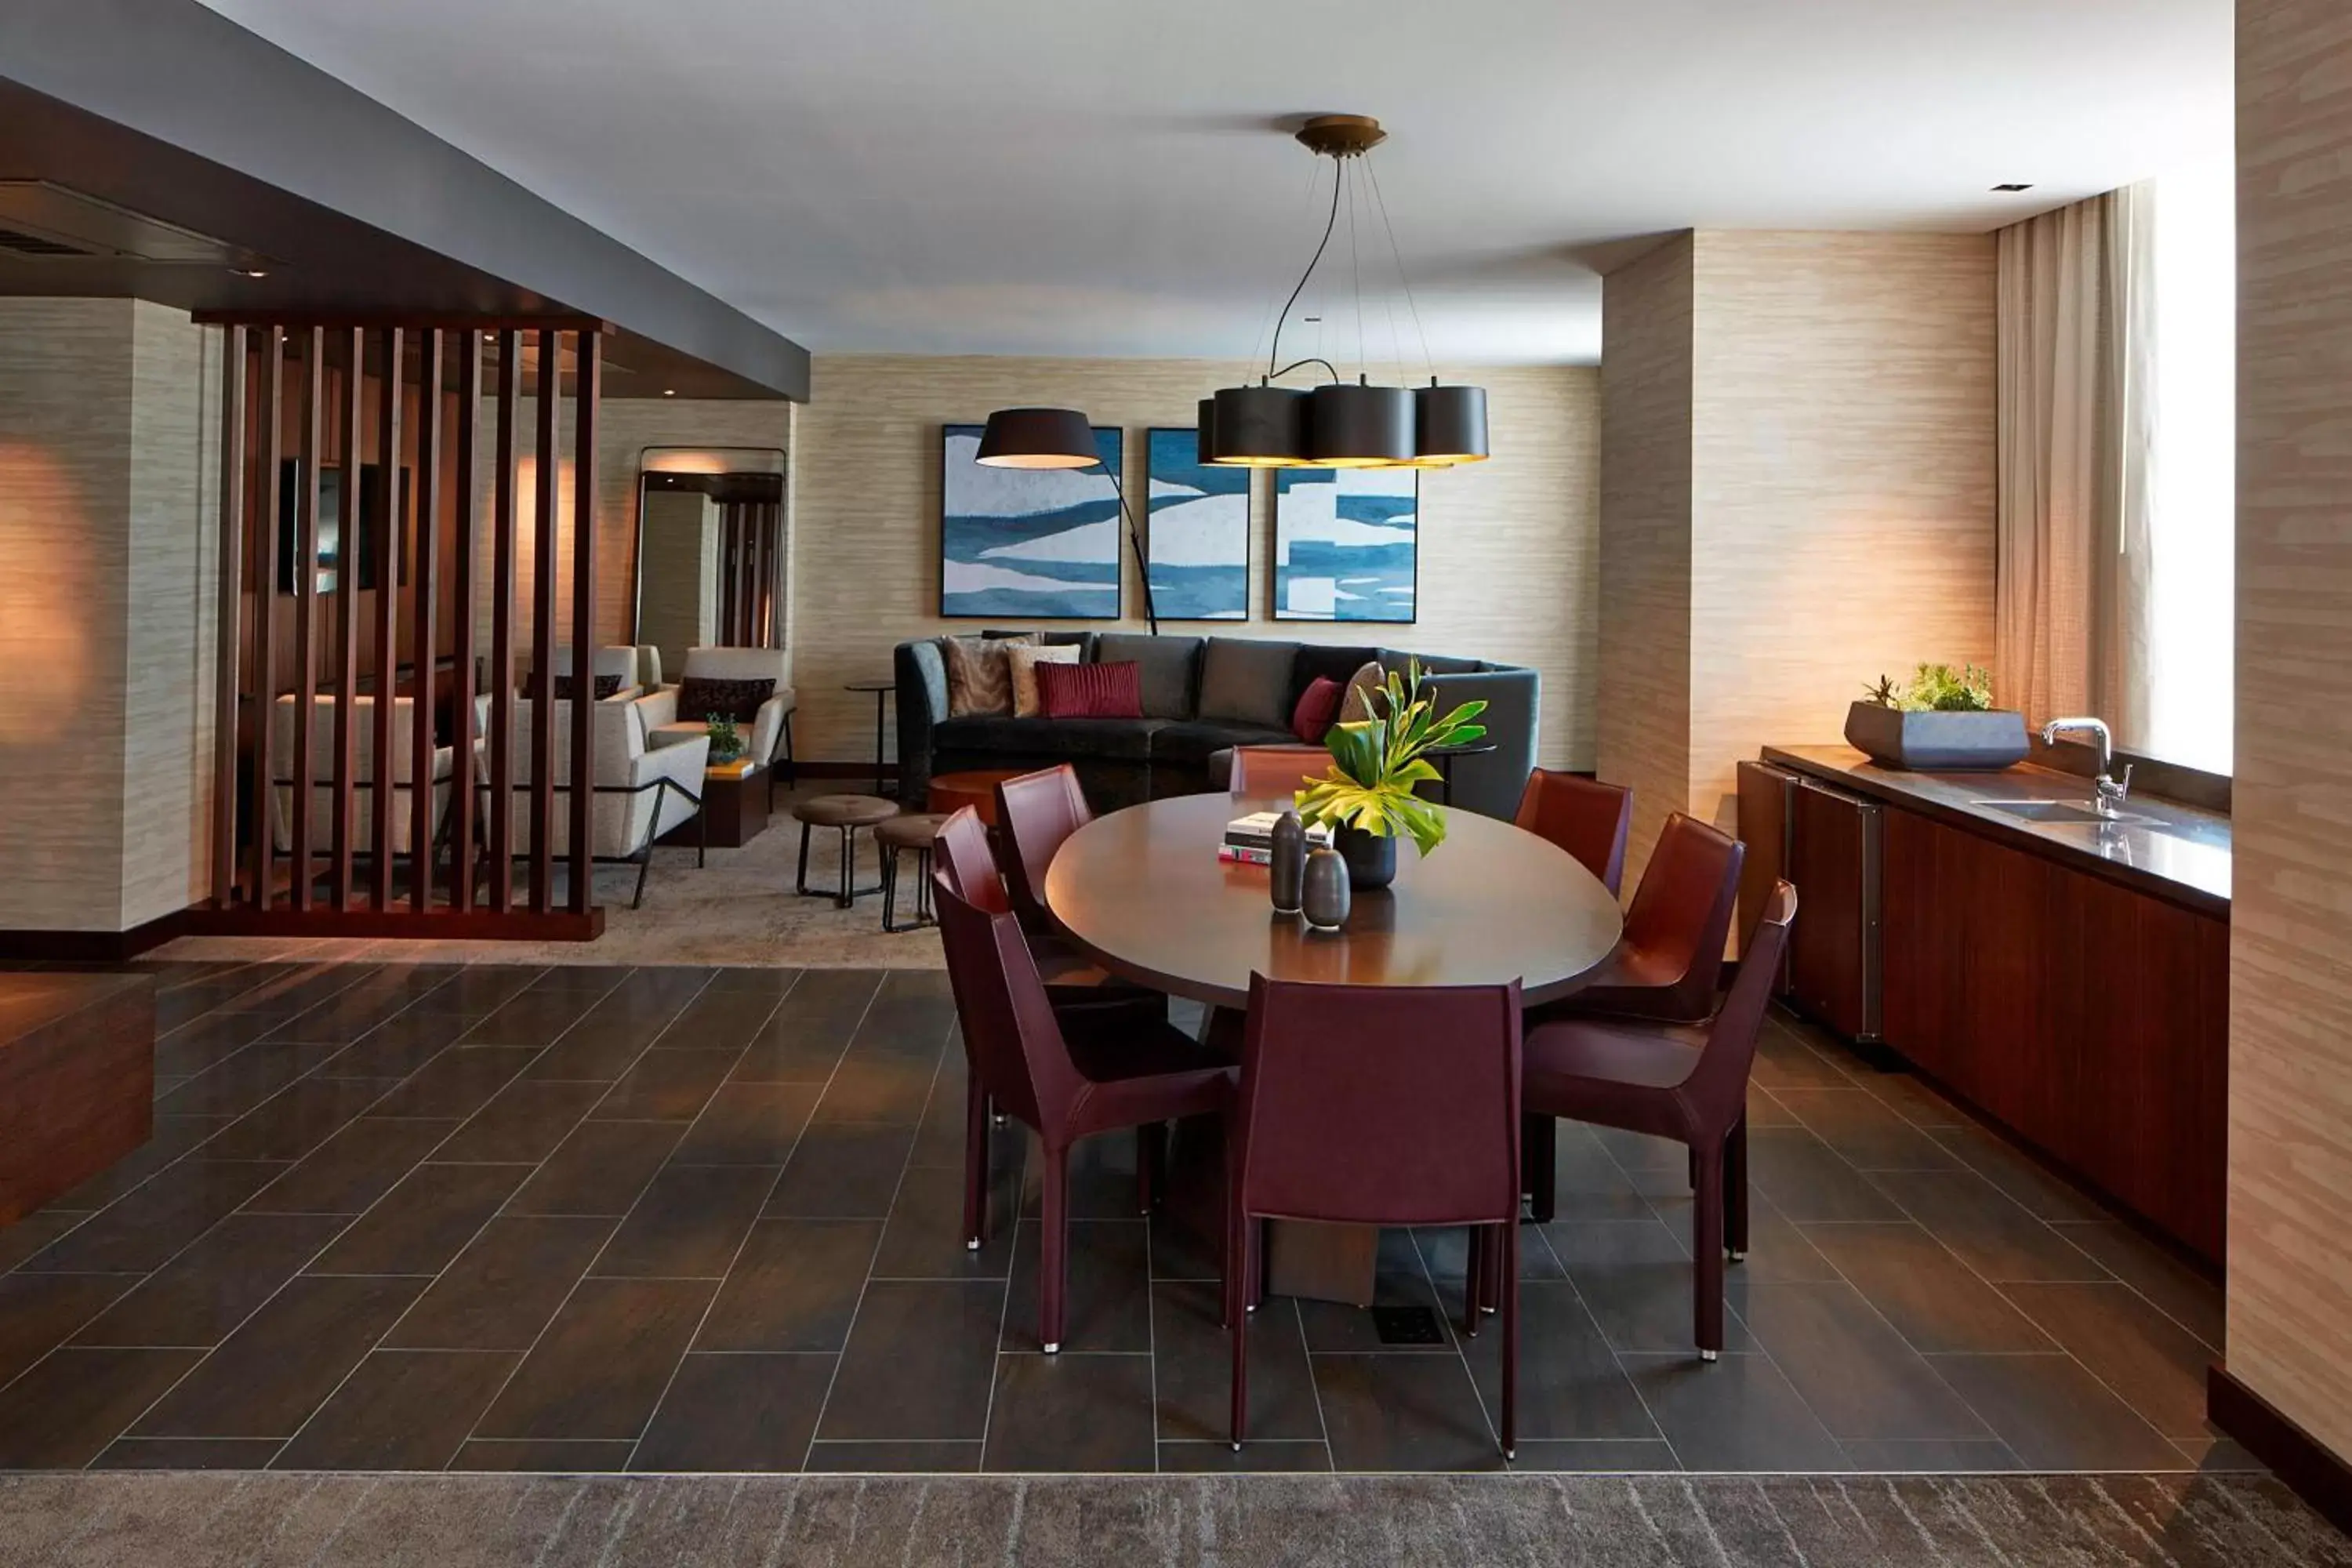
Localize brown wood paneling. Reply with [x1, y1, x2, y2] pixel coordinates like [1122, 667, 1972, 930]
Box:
[246, 329, 284, 911]
[410, 329, 443, 913]
[0, 975, 154, 1225]
[1733, 760, 1793, 985]
[370, 328, 405, 907]
[1786, 780, 1876, 1040]
[211, 326, 247, 906]
[527, 329, 559, 912]
[488, 329, 520, 913]
[449, 332, 481, 913]
[1878, 806, 2225, 1261]
[568, 332, 602, 913]
[332, 327, 364, 908]
[290, 328, 324, 910]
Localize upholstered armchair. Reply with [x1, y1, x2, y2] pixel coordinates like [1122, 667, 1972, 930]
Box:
[637, 645, 797, 801]
[524, 645, 647, 703]
[476, 697, 709, 908]
[270, 694, 452, 861]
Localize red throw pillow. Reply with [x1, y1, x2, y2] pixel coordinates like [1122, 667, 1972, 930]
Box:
[1037, 659, 1144, 720]
[1290, 675, 1345, 744]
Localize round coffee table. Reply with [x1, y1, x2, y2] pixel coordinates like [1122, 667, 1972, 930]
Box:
[792, 793, 900, 909]
[927, 768, 1028, 828]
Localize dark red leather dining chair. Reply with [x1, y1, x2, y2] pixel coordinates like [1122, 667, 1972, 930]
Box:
[1227, 975, 1524, 1456]
[1227, 745, 1332, 800]
[1520, 882, 1796, 1360]
[992, 765, 1167, 1013]
[1514, 769, 1632, 897]
[933, 867, 1232, 1353]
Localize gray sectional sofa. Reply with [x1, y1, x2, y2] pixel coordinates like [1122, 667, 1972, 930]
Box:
[892, 632, 1539, 818]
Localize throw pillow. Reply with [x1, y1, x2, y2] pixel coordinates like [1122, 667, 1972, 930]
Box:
[554, 673, 624, 702]
[1007, 642, 1080, 718]
[1338, 659, 1388, 723]
[1197, 638, 1302, 728]
[1037, 659, 1143, 720]
[944, 633, 1033, 717]
[1290, 676, 1345, 744]
[677, 675, 775, 724]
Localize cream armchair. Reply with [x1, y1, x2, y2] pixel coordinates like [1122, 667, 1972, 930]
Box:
[270, 695, 452, 870]
[640, 645, 797, 802]
[477, 696, 708, 908]
[523, 645, 646, 703]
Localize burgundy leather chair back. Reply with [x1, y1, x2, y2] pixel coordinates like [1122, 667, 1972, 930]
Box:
[994, 764, 1093, 930]
[931, 805, 1007, 914]
[1234, 975, 1522, 1228]
[932, 871, 1082, 1134]
[1621, 812, 1745, 1018]
[1229, 745, 1332, 800]
[1514, 770, 1632, 896]
[1679, 881, 1797, 1123]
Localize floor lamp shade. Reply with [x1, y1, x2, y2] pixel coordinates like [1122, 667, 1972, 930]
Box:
[1308, 381, 1416, 467]
[975, 407, 1098, 469]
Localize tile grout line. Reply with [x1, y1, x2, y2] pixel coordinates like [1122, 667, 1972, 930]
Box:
[1570, 1123, 1690, 1472]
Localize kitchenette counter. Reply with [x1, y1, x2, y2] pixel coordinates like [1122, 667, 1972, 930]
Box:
[1762, 743, 2230, 918]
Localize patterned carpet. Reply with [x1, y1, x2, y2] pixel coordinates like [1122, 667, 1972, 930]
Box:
[0, 1472, 2341, 1566]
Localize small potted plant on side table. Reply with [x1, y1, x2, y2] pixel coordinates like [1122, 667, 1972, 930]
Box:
[1294, 662, 1488, 890]
[706, 713, 748, 773]
[1844, 663, 2028, 770]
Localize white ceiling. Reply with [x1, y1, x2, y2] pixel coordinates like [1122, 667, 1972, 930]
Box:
[196, 0, 2230, 367]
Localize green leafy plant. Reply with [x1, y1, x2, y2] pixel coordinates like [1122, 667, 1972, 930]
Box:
[1861, 664, 1996, 713]
[705, 713, 744, 761]
[1294, 662, 1488, 856]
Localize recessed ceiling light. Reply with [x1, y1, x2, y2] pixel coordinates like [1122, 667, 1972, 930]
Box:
[1991, 183, 2034, 193]
[662, 387, 677, 397]
[230, 266, 268, 278]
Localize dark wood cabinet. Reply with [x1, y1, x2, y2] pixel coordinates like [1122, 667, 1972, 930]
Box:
[1787, 780, 1882, 1040]
[1879, 808, 2226, 1261]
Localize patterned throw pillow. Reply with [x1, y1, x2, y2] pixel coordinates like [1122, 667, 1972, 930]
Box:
[553, 673, 624, 702]
[1036, 660, 1143, 720]
[1007, 643, 1081, 718]
[1339, 659, 1388, 723]
[944, 633, 1033, 717]
[677, 675, 775, 724]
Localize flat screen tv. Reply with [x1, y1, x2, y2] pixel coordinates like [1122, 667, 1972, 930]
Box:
[274, 459, 411, 594]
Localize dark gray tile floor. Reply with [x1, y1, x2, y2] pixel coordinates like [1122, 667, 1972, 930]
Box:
[0, 958, 2250, 1475]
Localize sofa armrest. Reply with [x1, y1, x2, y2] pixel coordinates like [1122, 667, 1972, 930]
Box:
[893, 640, 949, 806]
[1421, 667, 1539, 821]
[633, 686, 681, 735]
[635, 732, 712, 847]
[750, 688, 796, 770]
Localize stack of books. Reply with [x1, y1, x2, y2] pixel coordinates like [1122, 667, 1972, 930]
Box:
[1220, 811, 1332, 866]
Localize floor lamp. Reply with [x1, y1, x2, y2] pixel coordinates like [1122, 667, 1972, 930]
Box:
[974, 407, 1159, 635]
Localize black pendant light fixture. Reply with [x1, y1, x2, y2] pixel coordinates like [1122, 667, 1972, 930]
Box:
[1199, 114, 1490, 470]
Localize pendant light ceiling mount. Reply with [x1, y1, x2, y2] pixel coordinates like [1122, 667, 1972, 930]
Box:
[1198, 114, 1489, 470]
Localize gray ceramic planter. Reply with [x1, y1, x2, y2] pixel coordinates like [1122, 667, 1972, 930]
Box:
[1843, 702, 2029, 771]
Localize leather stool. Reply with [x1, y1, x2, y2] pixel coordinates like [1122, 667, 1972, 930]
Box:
[875, 811, 948, 933]
[792, 793, 900, 909]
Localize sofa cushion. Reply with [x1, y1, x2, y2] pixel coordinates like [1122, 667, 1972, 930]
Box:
[945, 633, 1033, 717]
[1150, 720, 1296, 768]
[1290, 643, 1380, 709]
[1038, 659, 1143, 720]
[936, 714, 1163, 761]
[1197, 638, 1301, 728]
[1382, 648, 1483, 677]
[677, 675, 775, 724]
[1094, 633, 1201, 720]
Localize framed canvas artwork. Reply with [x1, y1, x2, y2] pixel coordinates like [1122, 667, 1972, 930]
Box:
[1272, 465, 1417, 622]
[938, 422, 1123, 619]
[1143, 426, 1249, 620]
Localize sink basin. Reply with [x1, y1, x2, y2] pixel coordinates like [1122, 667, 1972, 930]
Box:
[1971, 800, 2156, 827]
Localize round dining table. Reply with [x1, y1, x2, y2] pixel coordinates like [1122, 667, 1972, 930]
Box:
[1043, 792, 1627, 1305]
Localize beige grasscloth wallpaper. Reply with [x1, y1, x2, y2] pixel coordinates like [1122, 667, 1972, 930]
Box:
[1598, 230, 1997, 877]
[787, 355, 1599, 766]
[2230, 0, 2352, 1466]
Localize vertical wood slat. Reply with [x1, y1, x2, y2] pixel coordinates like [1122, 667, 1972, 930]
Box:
[210, 326, 247, 906]
[745, 503, 764, 645]
[290, 329, 324, 910]
[247, 334, 284, 909]
[332, 328, 364, 907]
[410, 330, 443, 913]
[450, 332, 481, 913]
[489, 330, 520, 912]
[370, 328, 404, 907]
[528, 329, 560, 912]
[568, 331, 601, 913]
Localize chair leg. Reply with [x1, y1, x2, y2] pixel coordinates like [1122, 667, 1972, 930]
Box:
[1483, 1211, 1504, 1314]
[915, 848, 935, 924]
[963, 1069, 989, 1250]
[1040, 1142, 1069, 1353]
[880, 841, 900, 932]
[796, 822, 814, 895]
[1501, 1218, 1519, 1459]
[783, 710, 797, 789]
[1688, 1148, 1699, 1192]
[631, 848, 652, 909]
[1461, 1226, 1483, 1337]
[1693, 1141, 1726, 1360]
[1229, 1208, 1250, 1450]
[1522, 1114, 1556, 1222]
[837, 825, 855, 909]
[1726, 1115, 1750, 1261]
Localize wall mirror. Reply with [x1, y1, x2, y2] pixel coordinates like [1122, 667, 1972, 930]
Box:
[632, 446, 787, 681]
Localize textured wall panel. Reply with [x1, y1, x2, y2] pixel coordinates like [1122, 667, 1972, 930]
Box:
[789, 355, 1598, 765]
[2230, 0, 2352, 1466]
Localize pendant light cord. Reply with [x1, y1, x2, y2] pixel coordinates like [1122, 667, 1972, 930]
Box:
[1266, 155, 1345, 383]
[1363, 154, 1436, 382]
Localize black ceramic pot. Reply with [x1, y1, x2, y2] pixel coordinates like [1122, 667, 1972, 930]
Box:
[1334, 824, 1398, 891]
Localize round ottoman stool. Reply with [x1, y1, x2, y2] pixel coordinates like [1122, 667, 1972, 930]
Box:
[874, 812, 949, 933]
[792, 793, 900, 909]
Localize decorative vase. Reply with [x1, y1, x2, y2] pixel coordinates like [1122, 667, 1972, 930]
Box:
[1334, 823, 1397, 891]
[1301, 846, 1351, 931]
[1269, 809, 1305, 914]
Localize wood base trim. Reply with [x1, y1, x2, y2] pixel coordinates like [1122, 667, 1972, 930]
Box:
[0, 912, 191, 964]
[182, 906, 604, 942]
[2209, 1365, 2352, 1534]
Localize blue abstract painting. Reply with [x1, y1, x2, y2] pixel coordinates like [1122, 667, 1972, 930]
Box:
[1144, 427, 1250, 620]
[1272, 466, 1418, 622]
[938, 423, 1123, 619]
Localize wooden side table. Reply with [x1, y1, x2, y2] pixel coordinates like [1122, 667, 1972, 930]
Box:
[661, 759, 769, 848]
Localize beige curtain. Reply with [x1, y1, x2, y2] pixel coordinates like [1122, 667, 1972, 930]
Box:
[1994, 189, 2154, 739]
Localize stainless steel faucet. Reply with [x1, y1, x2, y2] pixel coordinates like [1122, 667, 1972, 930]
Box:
[2039, 717, 2135, 817]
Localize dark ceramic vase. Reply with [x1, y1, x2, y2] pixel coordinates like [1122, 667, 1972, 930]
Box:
[1269, 809, 1305, 914]
[1334, 824, 1398, 891]
[1301, 846, 1352, 931]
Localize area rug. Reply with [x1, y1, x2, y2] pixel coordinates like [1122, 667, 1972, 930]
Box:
[151, 789, 943, 971]
[0, 1472, 2339, 1567]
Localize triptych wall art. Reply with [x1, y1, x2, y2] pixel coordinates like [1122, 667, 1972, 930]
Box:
[936, 423, 1417, 623]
